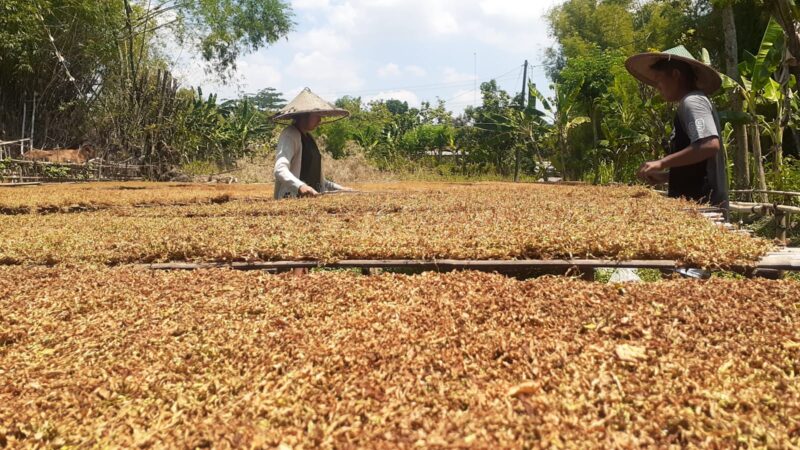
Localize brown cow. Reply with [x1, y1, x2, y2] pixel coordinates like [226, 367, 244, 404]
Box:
[22, 144, 96, 164]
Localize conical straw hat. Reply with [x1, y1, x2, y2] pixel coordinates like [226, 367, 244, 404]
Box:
[272, 88, 350, 124]
[625, 46, 722, 96]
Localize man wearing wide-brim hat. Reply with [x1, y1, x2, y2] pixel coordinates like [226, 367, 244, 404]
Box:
[273, 88, 353, 199]
[628, 46, 729, 209]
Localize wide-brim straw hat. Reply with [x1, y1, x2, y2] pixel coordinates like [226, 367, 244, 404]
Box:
[625, 45, 722, 96]
[272, 87, 350, 124]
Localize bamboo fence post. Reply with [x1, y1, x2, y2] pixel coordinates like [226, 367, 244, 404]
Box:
[30, 92, 36, 145]
[776, 206, 788, 243]
[20, 97, 27, 155]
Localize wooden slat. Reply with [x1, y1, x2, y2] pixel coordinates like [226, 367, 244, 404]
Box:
[140, 259, 679, 272]
[0, 182, 42, 187]
[140, 252, 800, 274]
[756, 247, 800, 271]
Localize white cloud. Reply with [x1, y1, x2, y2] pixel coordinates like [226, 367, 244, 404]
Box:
[192, 0, 557, 106]
[287, 51, 364, 92]
[291, 27, 351, 54]
[233, 57, 283, 94]
[479, 0, 552, 23]
[330, 2, 358, 29]
[443, 67, 475, 83]
[406, 65, 427, 77]
[292, 0, 329, 10]
[378, 63, 427, 78]
[377, 63, 402, 77]
[430, 9, 460, 35]
[366, 90, 421, 107]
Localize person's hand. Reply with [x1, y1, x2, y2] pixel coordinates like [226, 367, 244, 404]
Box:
[642, 172, 667, 186]
[637, 160, 665, 181]
[298, 185, 319, 198]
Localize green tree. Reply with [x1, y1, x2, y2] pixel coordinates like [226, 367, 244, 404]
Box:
[123, 0, 294, 79]
[466, 81, 519, 176]
[244, 87, 287, 112]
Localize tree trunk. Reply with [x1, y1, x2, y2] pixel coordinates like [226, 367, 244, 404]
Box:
[751, 124, 768, 202]
[773, 126, 784, 176]
[123, 0, 138, 88]
[559, 137, 569, 181]
[722, 4, 751, 189]
[590, 102, 599, 147]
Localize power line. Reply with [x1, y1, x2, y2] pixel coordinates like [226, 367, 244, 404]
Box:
[440, 64, 525, 106]
[317, 64, 524, 99]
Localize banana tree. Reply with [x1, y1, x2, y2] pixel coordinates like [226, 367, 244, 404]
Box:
[744, 19, 791, 178]
[529, 82, 590, 181]
[713, 19, 787, 195]
[756, 63, 794, 179]
[768, 0, 800, 81]
[512, 87, 555, 182]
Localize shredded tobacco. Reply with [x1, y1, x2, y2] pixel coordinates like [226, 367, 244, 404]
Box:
[0, 182, 275, 214]
[0, 182, 771, 267]
[1, 267, 798, 448]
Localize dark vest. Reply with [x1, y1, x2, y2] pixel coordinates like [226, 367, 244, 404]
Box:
[668, 115, 711, 203]
[298, 129, 322, 192]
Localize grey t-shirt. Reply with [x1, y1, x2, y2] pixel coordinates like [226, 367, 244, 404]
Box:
[668, 91, 729, 207]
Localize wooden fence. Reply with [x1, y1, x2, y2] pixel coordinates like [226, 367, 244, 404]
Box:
[0, 139, 32, 159]
[730, 189, 800, 243]
[0, 158, 153, 183]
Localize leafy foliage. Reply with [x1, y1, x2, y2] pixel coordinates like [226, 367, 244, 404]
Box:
[0, 0, 292, 173]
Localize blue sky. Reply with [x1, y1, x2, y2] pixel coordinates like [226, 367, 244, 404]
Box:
[177, 0, 558, 115]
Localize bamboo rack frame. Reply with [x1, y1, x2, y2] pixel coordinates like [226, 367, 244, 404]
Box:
[731, 189, 800, 198]
[729, 202, 800, 215]
[136, 252, 800, 274]
[140, 259, 680, 271]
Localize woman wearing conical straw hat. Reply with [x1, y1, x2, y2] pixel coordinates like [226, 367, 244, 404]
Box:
[628, 46, 729, 210]
[273, 88, 353, 199]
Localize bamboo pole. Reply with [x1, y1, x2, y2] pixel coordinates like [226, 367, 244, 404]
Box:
[776, 209, 788, 243]
[728, 201, 800, 215]
[731, 189, 800, 198]
[30, 92, 36, 146]
[20, 96, 27, 155]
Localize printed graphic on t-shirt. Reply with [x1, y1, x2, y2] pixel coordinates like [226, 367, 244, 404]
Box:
[695, 118, 706, 133]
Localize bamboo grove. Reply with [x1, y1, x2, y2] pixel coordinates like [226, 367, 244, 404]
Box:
[0, 0, 292, 173]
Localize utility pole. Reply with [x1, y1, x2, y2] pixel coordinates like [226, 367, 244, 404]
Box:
[515, 60, 529, 183]
[473, 52, 477, 107]
[521, 60, 529, 108]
